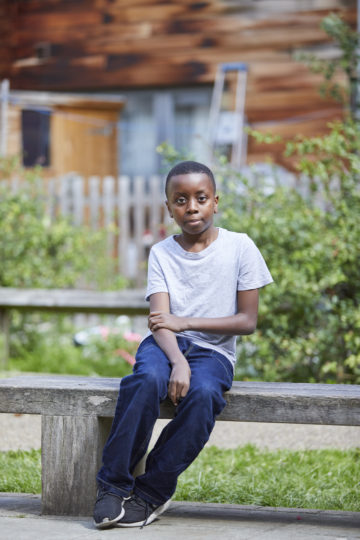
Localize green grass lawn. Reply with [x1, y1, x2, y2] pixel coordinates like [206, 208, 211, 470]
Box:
[174, 445, 360, 511]
[0, 449, 41, 493]
[1, 444, 359, 512]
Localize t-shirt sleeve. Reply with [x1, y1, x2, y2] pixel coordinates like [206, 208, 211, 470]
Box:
[237, 235, 273, 291]
[145, 247, 169, 301]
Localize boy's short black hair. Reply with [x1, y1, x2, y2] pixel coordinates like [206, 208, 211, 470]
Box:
[165, 161, 216, 196]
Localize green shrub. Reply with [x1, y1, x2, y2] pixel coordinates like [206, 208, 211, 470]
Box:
[7, 313, 134, 378]
[156, 12, 360, 383]
[0, 157, 129, 371]
[158, 120, 360, 384]
[218, 121, 360, 383]
[0, 157, 111, 289]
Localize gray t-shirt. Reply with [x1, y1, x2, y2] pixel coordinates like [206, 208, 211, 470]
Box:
[145, 227, 273, 366]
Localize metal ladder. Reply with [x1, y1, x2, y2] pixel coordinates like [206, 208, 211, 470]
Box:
[208, 62, 248, 169]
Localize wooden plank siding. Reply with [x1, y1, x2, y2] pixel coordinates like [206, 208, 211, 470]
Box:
[0, 1, 357, 166]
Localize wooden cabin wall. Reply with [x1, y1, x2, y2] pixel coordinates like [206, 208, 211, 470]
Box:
[1, 0, 357, 167]
[0, 2, 13, 81]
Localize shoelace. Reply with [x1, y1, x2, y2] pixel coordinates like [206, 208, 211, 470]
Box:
[142, 501, 151, 529]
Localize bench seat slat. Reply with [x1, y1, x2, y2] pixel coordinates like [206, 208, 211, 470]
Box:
[0, 287, 148, 315]
[1, 376, 359, 426]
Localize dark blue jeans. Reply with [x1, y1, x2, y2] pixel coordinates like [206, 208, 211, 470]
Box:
[96, 335, 233, 506]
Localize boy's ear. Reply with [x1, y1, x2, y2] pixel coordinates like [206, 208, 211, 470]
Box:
[214, 195, 219, 214]
[165, 200, 173, 218]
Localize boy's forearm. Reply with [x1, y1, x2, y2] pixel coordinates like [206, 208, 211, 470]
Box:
[149, 312, 257, 336]
[148, 289, 259, 336]
[186, 313, 257, 335]
[151, 328, 187, 365]
[151, 327, 191, 407]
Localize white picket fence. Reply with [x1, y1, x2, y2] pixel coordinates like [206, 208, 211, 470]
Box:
[4, 174, 172, 284]
[2, 169, 333, 285]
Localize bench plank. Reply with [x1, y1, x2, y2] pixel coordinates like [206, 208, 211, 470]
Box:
[1, 375, 360, 426]
[0, 287, 148, 315]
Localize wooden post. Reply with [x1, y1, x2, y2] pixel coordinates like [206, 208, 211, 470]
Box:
[41, 415, 112, 516]
[103, 175, 115, 268]
[134, 176, 145, 287]
[0, 308, 9, 370]
[118, 175, 130, 277]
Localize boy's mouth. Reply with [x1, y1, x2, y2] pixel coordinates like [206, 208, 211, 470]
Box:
[186, 219, 202, 225]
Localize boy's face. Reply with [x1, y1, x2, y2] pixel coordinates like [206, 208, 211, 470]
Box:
[166, 172, 218, 236]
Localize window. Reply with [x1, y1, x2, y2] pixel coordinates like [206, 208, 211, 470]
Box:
[21, 109, 50, 167]
[119, 88, 212, 176]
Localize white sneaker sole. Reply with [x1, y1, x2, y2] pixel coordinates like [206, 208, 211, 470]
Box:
[94, 506, 125, 529]
[116, 499, 171, 528]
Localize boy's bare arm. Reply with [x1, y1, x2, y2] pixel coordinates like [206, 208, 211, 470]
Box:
[149, 292, 191, 406]
[149, 289, 259, 336]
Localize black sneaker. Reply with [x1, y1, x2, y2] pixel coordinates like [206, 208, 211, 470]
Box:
[93, 487, 127, 529]
[116, 493, 171, 527]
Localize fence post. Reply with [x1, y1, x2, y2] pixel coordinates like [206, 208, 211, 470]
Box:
[134, 176, 146, 287]
[59, 174, 72, 218]
[89, 176, 100, 230]
[150, 175, 162, 244]
[118, 175, 130, 278]
[103, 175, 115, 261]
[72, 175, 84, 226]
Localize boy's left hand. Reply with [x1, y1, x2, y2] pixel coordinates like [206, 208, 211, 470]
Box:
[148, 311, 186, 333]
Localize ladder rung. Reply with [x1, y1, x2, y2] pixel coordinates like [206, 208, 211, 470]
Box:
[220, 62, 248, 73]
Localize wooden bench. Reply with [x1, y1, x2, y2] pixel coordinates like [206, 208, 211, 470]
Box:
[0, 375, 359, 516]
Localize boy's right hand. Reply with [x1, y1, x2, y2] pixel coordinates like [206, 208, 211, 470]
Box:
[168, 358, 191, 406]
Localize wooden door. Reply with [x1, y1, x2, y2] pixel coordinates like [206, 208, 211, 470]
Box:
[51, 104, 120, 177]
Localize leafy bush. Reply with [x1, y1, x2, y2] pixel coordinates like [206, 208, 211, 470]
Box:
[156, 15, 360, 384]
[0, 157, 111, 289]
[158, 120, 360, 384]
[218, 121, 360, 383]
[295, 13, 359, 116]
[0, 157, 129, 372]
[8, 313, 134, 378]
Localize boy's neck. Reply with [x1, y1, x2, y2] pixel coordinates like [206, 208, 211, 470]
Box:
[175, 226, 219, 253]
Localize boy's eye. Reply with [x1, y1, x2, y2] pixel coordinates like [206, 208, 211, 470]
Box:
[198, 196, 207, 202]
[175, 197, 186, 205]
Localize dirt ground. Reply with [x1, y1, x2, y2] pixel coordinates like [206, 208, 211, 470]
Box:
[0, 414, 359, 452]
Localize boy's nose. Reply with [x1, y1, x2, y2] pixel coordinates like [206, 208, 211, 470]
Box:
[187, 198, 198, 212]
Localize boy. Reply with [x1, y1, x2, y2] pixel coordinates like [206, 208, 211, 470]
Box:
[94, 160, 273, 528]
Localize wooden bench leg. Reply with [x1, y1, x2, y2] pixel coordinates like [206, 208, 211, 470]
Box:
[41, 415, 112, 516]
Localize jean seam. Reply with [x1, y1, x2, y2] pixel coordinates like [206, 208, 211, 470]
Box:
[183, 343, 194, 358]
[96, 477, 131, 498]
[133, 484, 166, 506]
[210, 350, 234, 386]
